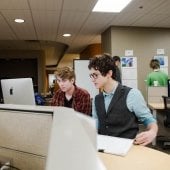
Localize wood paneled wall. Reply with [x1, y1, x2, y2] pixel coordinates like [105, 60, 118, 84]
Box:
[80, 43, 102, 59]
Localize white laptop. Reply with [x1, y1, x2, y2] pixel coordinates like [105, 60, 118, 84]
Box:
[1, 78, 36, 105]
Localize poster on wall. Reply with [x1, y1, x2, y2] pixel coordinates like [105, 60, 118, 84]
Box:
[121, 56, 138, 89]
[154, 55, 168, 74]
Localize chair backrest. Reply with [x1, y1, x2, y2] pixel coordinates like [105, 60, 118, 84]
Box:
[162, 96, 170, 109]
[162, 96, 170, 127]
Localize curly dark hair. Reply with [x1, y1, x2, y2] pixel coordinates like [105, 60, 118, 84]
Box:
[88, 54, 116, 79]
[113, 55, 120, 63]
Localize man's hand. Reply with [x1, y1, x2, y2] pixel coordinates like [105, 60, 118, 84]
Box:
[134, 123, 158, 146]
[134, 130, 156, 145]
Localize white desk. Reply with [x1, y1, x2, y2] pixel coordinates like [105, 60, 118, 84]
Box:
[99, 145, 170, 170]
[0, 103, 55, 112]
[1, 104, 169, 170]
[0, 104, 54, 170]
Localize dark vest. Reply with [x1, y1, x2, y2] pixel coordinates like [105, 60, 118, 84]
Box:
[95, 84, 139, 139]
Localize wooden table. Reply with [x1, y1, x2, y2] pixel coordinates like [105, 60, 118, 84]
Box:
[99, 145, 170, 170]
[148, 102, 164, 117]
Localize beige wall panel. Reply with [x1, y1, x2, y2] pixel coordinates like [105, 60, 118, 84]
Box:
[0, 110, 52, 156]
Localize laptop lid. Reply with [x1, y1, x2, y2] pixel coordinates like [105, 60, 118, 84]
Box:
[1, 78, 35, 105]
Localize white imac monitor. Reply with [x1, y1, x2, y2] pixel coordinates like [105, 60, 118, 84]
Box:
[1, 78, 36, 105]
[46, 107, 106, 170]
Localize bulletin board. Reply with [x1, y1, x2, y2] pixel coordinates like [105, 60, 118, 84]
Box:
[121, 56, 138, 89]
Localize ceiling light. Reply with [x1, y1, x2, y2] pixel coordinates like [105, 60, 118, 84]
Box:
[92, 0, 132, 13]
[63, 33, 71, 37]
[14, 19, 25, 23]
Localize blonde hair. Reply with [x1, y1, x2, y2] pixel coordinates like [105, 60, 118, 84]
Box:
[55, 66, 75, 80]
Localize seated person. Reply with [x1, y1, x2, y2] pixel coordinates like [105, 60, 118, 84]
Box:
[146, 59, 168, 86]
[51, 66, 91, 115]
[88, 54, 158, 146]
[113, 55, 122, 84]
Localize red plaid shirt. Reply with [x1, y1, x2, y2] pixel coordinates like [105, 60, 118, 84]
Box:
[51, 86, 91, 115]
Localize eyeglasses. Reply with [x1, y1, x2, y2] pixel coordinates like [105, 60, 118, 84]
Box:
[89, 73, 101, 79]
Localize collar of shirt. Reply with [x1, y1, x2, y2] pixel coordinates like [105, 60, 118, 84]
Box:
[102, 82, 118, 98]
[102, 87, 116, 99]
[102, 88, 116, 112]
[153, 69, 160, 72]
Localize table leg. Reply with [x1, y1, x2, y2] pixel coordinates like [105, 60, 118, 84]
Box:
[152, 109, 157, 146]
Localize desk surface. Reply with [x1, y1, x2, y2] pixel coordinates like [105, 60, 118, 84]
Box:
[99, 145, 170, 170]
[148, 102, 164, 110]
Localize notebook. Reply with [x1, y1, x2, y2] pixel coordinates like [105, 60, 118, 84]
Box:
[97, 134, 134, 156]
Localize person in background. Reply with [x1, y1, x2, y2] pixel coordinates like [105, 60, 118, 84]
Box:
[146, 59, 169, 86]
[88, 54, 158, 146]
[35, 92, 45, 105]
[113, 55, 122, 84]
[51, 66, 91, 115]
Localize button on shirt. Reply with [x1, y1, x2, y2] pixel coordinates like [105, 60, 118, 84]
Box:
[92, 88, 156, 129]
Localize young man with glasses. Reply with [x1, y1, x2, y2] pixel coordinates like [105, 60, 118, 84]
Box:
[51, 66, 91, 115]
[88, 54, 158, 146]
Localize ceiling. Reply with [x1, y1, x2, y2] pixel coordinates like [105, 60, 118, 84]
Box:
[0, 0, 170, 54]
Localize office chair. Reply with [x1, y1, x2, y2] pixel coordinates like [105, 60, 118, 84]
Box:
[157, 96, 170, 149]
[162, 96, 170, 127]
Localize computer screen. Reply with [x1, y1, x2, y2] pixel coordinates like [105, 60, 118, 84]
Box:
[46, 107, 105, 170]
[1, 78, 36, 105]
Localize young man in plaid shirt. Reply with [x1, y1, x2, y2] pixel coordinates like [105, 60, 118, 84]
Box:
[51, 66, 91, 115]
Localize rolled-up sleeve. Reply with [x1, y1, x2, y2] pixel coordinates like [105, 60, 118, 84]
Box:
[127, 88, 156, 126]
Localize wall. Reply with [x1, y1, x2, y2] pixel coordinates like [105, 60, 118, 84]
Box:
[58, 53, 80, 68]
[0, 50, 46, 93]
[102, 27, 170, 99]
[45, 54, 80, 93]
[101, 27, 112, 54]
[74, 60, 99, 98]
